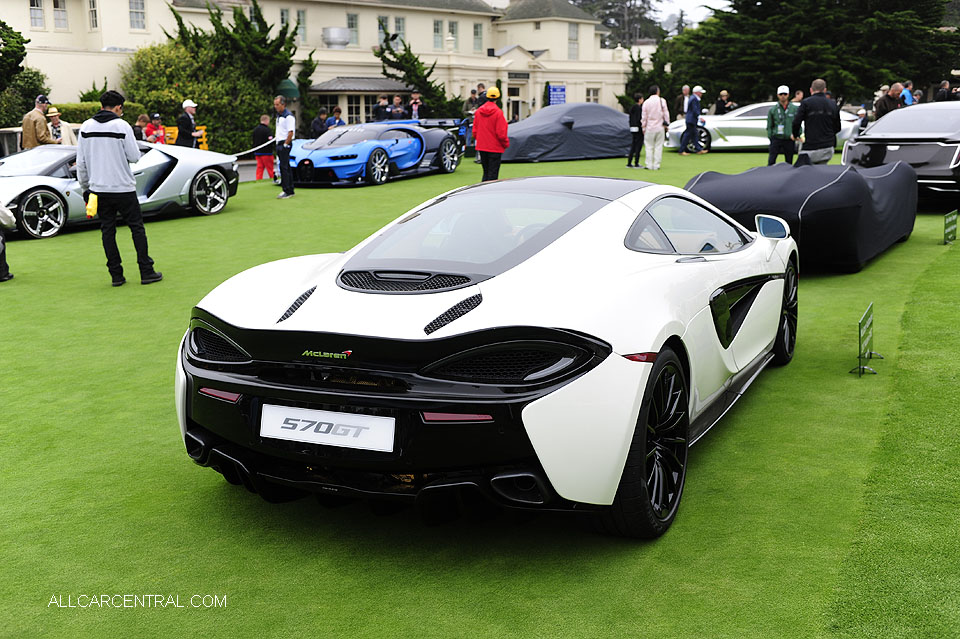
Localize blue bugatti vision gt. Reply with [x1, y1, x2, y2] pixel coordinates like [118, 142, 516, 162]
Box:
[288, 121, 462, 187]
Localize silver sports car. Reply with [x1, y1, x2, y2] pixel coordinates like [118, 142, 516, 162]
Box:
[666, 102, 860, 152]
[0, 143, 238, 239]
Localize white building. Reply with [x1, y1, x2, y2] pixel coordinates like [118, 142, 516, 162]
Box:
[10, 0, 636, 121]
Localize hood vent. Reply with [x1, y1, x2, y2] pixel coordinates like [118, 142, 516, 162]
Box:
[424, 294, 482, 335]
[339, 270, 472, 294]
[277, 286, 317, 323]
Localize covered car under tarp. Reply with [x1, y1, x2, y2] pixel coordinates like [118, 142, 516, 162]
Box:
[501, 103, 630, 162]
[685, 162, 917, 271]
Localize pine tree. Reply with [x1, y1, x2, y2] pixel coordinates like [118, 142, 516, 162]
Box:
[0, 19, 28, 92]
[374, 31, 464, 117]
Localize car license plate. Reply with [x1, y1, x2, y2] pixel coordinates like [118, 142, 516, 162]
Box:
[260, 404, 395, 453]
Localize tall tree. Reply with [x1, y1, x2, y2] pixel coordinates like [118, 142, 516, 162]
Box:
[374, 31, 464, 117]
[0, 19, 28, 92]
[668, 0, 960, 105]
[574, 0, 663, 46]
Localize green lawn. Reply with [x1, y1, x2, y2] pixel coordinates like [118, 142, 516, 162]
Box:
[1, 151, 956, 638]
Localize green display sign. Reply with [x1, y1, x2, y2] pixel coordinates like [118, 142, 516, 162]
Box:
[945, 210, 957, 245]
[850, 302, 883, 376]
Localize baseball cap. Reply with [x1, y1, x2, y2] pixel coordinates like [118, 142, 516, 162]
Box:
[182, 99, 198, 108]
[485, 87, 501, 100]
[857, 108, 866, 115]
[692, 85, 705, 94]
[777, 85, 790, 95]
[36, 94, 50, 104]
[151, 113, 162, 119]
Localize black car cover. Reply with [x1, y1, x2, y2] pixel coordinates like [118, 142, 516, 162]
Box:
[685, 162, 917, 271]
[502, 103, 630, 162]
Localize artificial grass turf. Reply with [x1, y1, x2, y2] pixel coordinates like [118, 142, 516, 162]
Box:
[0, 151, 954, 638]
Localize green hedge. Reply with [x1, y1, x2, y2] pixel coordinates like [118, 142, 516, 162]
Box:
[52, 102, 145, 126]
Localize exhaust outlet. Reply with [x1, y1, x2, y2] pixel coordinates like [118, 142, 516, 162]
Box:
[489, 471, 550, 506]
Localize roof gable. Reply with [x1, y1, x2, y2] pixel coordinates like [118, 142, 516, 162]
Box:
[499, 0, 598, 23]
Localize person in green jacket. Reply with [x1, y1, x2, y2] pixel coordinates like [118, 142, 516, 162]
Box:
[767, 84, 799, 165]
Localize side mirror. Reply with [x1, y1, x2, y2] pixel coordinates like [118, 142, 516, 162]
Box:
[755, 214, 790, 239]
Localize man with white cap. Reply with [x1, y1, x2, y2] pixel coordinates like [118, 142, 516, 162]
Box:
[679, 85, 707, 155]
[175, 99, 203, 147]
[766, 84, 799, 165]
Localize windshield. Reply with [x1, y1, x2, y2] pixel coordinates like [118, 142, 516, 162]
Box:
[865, 105, 960, 135]
[344, 189, 609, 279]
[0, 147, 74, 177]
[303, 126, 379, 149]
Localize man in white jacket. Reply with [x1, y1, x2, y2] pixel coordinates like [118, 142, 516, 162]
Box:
[77, 90, 162, 286]
[641, 85, 670, 171]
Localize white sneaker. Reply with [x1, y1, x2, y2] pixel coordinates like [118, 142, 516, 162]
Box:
[277, 192, 295, 199]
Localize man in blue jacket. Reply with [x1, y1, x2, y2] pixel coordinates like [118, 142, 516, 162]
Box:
[77, 90, 161, 286]
[679, 85, 708, 155]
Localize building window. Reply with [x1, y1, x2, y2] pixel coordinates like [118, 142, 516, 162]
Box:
[586, 88, 599, 103]
[377, 15, 388, 42]
[364, 95, 379, 122]
[394, 17, 405, 41]
[280, 8, 289, 27]
[347, 95, 361, 124]
[433, 20, 442, 49]
[53, 0, 68, 29]
[297, 9, 306, 42]
[534, 21, 540, 30]
[129, 0, 145, 29]
[473, 23, 482, 52]
[448, 21, 458, 50]
[347, 13, 358, 45]
[567, 22, 578, 60]
[88, 0, 98, 28]
[30, 0, 44, 28]
[316, 95, 340, 117]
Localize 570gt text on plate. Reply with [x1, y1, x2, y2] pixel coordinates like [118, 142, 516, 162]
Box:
[175, 176, 799, 538]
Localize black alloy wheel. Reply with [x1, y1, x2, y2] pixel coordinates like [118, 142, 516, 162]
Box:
[438, 138, 460, 173]
[16, 188, 68, 239]
[598, 346, 690, 538]
[365, 148, 389, 185]
[772, 257, 798, 365]
[685, 127, 712, 153]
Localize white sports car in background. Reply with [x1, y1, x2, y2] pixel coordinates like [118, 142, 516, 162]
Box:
[0, 143, 238, 239]
[666, 101, 860, 152]
[175, 176, 799, 538]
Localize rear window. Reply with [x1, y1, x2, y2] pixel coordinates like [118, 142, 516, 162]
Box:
[0, 147, 74, 176]
[344, 190, 608, 278]
[866, 105, 960, 135]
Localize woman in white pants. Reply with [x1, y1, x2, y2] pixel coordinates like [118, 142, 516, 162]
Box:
[641, 85, 670, 170]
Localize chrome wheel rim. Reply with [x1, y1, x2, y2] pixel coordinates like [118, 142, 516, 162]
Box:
[441, 139, 459, 171]
[645, 362, 688, 522]
[370, 150, 388, 184]
[781, 263, 798, 356]
[193, 170, 228, 214]
[21, 190, 66, 238]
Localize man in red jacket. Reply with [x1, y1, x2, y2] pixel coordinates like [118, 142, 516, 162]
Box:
[472, 87, 509, 181]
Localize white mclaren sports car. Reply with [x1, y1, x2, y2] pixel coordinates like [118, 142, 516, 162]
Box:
[175, 176, 799, 538]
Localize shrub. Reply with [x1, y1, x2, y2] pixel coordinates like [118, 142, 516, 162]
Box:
[0, 67, 49, 127]
[78, 77, 108, 102]
[53, 102, 145, 126]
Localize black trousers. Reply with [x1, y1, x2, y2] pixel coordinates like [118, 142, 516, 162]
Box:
[628, 132, 643, 165]
[277, 145, 294, 195]
[0, 228, 9, 278]
[479, 151, 502, 182]
[768, 138, 796, 165]
[679, 122, 701, 152]
[97, 191, 154, 279]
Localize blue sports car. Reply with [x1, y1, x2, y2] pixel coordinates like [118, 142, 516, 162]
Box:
[288, 121, 462, 186]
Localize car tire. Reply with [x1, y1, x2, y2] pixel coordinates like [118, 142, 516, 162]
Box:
[190, 168, 229, 215]
[686, 127, 712, 153]
[438, 138, 460, 173]
[16, 188, 68, 239]
[365, 148, 389, 185]
[596, 346, 689, 539]
[772, 257, 798, 366]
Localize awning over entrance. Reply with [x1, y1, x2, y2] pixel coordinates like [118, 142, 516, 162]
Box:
[276, 78, 300, 99]
[310, 76, 413, 93]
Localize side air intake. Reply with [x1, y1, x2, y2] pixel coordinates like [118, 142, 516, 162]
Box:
[424, 294, 482, 335]
[277, 286, 317, 323]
